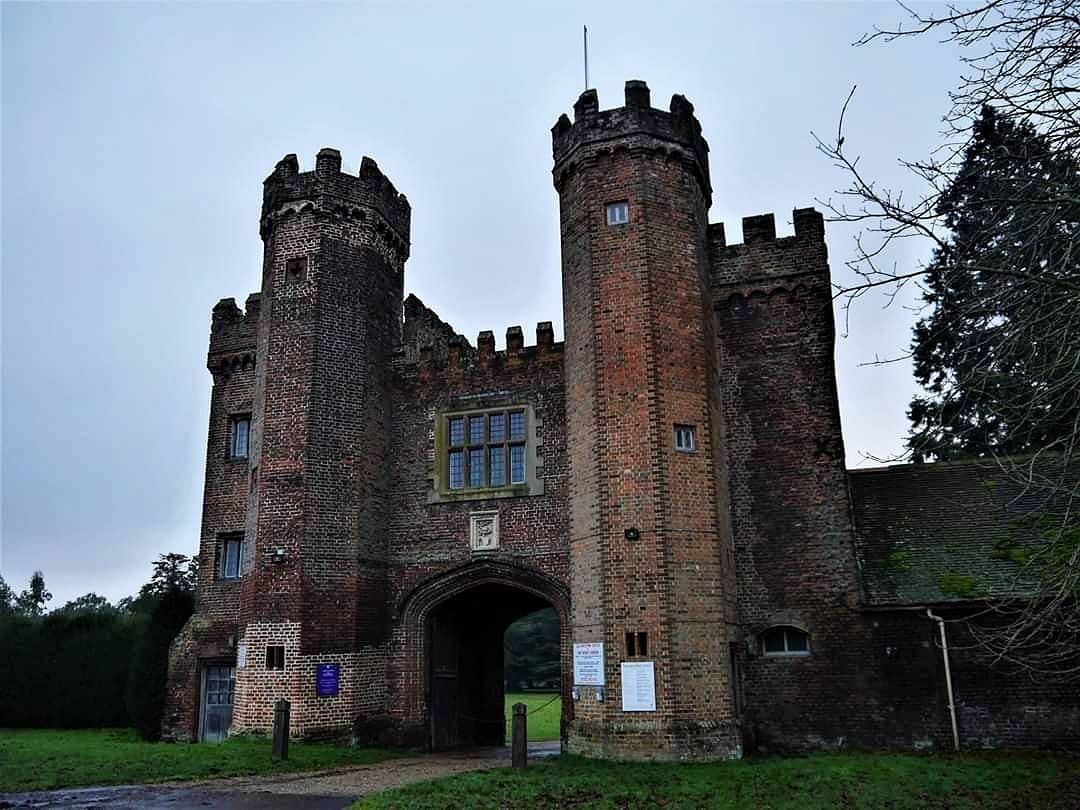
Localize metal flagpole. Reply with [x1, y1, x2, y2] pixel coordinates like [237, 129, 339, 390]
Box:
[584, 25, 589, 90]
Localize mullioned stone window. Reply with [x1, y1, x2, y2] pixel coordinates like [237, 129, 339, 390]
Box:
[430, 403, 543, 503]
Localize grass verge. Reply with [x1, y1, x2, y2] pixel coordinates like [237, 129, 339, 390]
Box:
[504, 692, 560, 742]
[0, 728, 405, 793]
[354, 749, 1080, 809]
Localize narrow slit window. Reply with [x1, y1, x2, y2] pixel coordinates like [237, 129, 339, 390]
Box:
[230, 416, 251, 459]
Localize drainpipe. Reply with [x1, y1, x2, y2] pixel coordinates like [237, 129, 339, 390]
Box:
[926, 608, 960, 752]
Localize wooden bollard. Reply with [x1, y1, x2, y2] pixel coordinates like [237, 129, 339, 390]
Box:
[511, 702, 527, 770]
[272, 698, 290, 762]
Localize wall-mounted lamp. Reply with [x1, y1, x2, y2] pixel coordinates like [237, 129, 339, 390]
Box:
[624, 528, 640, 541]
[272, 547, 286, 564]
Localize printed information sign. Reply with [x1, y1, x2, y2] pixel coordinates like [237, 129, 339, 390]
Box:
[316, 663, 340, 697]
[572, 642, 605, 686]
[620, 661, 656, 712]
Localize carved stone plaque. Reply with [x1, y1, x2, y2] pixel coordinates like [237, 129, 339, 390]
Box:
[470, 511, 499, 551]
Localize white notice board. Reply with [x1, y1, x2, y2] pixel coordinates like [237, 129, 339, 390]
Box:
[620, 661, 656, 712]
[573, 642, 605, 686]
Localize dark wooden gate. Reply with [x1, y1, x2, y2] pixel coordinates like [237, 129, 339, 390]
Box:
[430, 612, 460, 749]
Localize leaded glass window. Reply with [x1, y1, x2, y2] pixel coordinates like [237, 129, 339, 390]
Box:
[443, 408, 529, 490]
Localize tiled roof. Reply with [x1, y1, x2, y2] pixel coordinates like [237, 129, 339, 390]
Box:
[849, 457, 1077, 606]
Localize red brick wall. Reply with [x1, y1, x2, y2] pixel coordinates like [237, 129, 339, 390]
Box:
[711, 209, 870, 751]
[163, 296, 257, 740]
[384, 326, 571, 743]
[554, 83, 739, 760]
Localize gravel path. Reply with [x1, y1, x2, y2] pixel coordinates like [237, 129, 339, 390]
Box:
[0, 743, 560, 810]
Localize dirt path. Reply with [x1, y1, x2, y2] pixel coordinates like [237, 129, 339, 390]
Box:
[0, 743, 559, 810]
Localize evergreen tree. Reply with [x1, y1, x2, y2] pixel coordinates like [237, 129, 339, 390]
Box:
[122, 553, 199, 614]
[907, 106, 1080, 461]
[15, 571, 52, 617]
[504, 608, 560, 690]
[126, 588, 195, 740]
[54, 593, 117, 616]
[0, 575, 15, 617]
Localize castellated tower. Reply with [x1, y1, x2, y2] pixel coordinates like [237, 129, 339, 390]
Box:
[233, 149, 410, 733]
[553, 81, 741, 759]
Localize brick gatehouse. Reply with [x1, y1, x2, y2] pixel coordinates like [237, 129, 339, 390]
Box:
[164, 81, 1079, 759]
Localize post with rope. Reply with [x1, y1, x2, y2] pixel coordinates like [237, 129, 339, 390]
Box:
[511, 702, 527, 769]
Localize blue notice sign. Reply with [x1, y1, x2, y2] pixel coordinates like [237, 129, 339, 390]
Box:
[316, 663, 339, 697]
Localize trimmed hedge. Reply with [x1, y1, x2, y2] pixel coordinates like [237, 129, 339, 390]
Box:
[0, 593, 193, 734]
[0, 612, 147, 728]
[126, 590, 194, 740]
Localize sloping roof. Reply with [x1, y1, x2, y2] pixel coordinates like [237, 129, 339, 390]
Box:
[850, 457, 1077, 606]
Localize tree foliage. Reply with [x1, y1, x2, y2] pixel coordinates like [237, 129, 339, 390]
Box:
[14, 571, 52, 617]
[814, 0, 1080, 678]
[126, 588, 195, 741]
[54, 593, 119, 616]
[505, 608, 560, 690]
[0, 575, 15, 617]
[119, 553, 199, 615]
[907, 106, 1080, 461]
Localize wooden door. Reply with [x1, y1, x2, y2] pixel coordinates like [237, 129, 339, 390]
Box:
[200, 665, 235, 743]
[430, 613, 460, 749]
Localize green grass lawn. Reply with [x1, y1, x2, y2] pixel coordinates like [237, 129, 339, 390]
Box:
[504, 692, 560, 742]
[355, 750, 1080, 809]
[0, 728, 405, 793]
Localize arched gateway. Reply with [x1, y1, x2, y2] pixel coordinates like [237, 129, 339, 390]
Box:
[397, 561, 571, 749]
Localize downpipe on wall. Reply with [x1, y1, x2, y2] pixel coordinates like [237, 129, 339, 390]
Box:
[927, 608, 960, 752]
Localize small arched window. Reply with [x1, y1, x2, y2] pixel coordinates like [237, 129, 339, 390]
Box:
[761, 626, 810, 657]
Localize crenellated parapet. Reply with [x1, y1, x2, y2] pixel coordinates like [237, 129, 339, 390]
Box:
[208, 292, 260, 377]
[260, 149, 411, 258]
[551, 80, 711, 203]
[396, 322, 563, 383]
[710, 208, 829, 299]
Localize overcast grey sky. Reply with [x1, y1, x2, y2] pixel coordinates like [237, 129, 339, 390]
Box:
[2, 1, 962, 606]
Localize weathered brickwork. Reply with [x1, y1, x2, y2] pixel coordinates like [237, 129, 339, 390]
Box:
[164, 80, 1079, 755]
[553, 83, 738, 760]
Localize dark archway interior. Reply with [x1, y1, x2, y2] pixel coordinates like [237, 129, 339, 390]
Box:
[427, 583, 555, 749]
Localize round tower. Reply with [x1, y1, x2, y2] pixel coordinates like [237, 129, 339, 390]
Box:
[553, 81, 740, 759]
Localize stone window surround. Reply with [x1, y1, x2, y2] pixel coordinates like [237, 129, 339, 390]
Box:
[430, 401, 544, 503]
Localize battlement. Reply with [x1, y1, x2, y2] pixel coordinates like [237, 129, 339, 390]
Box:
[260, 149, 411, 244]
[709, 208, 830, 292]
[551, 80, 710, 201]
[208, 292, 260, 372]
[399, 322, 563, 380]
